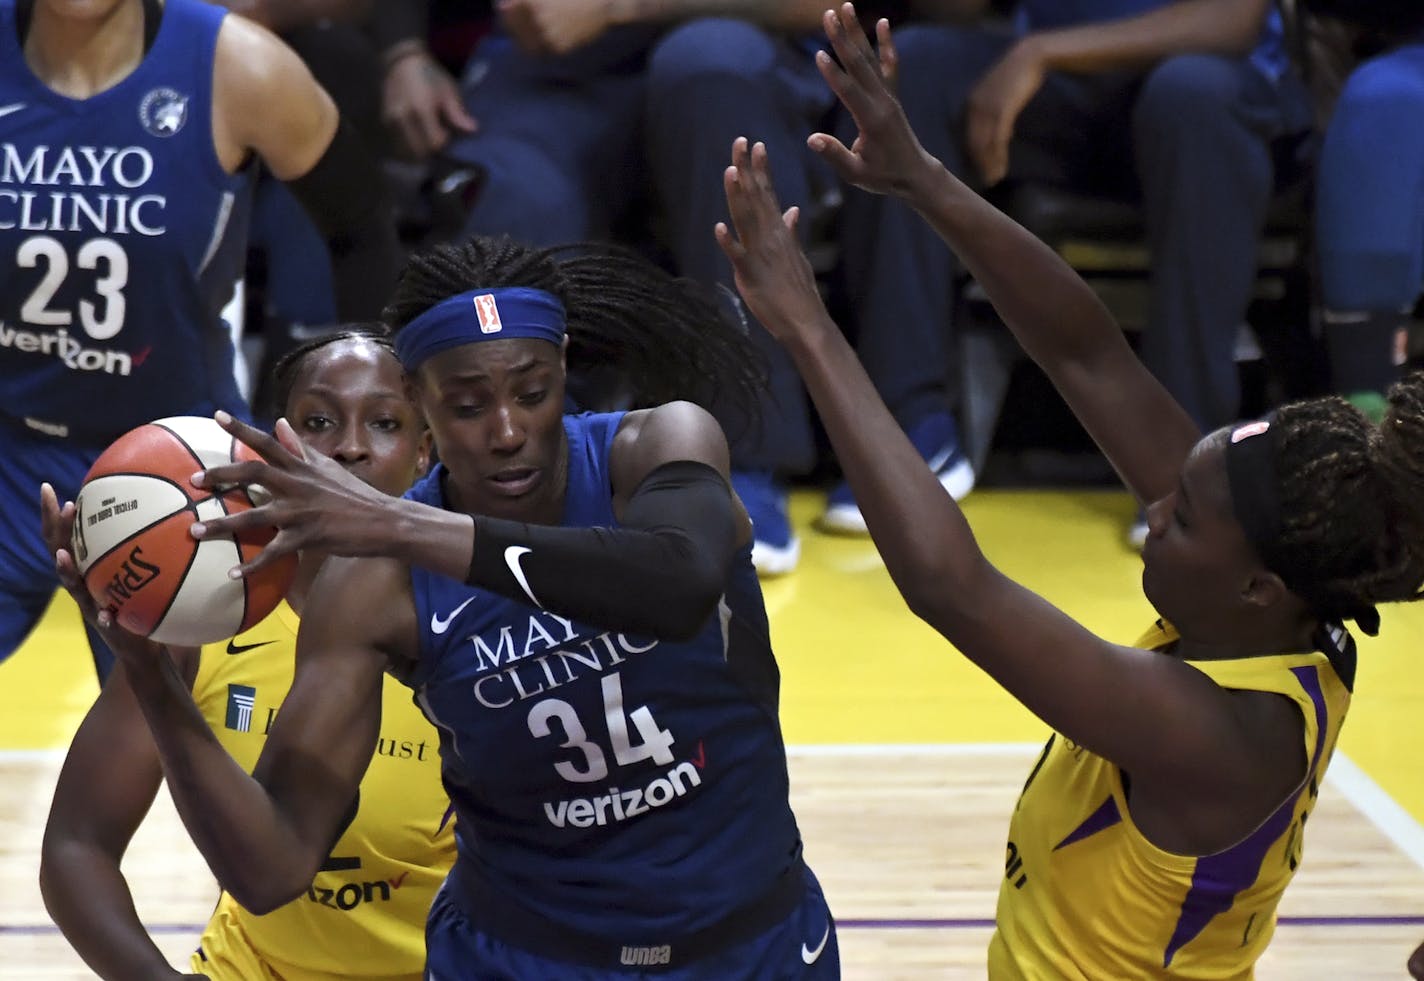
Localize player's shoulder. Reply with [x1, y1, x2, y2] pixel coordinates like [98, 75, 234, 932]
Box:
[608, 402, 727, 491]
[211, 11, 315, 111]
[611, 401, 721, 453]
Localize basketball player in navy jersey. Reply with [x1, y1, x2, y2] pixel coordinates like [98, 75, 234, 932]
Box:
[42, 237, 839, 978]
[0, 0, 398, 679]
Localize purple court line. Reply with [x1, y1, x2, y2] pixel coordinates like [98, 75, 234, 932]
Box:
[837, 916, 1424, 929]
[5, 915, 1424, 935]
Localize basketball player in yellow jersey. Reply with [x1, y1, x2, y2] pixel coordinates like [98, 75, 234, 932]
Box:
[40, 328, 450, 981]
[714, 7, 1424, 977]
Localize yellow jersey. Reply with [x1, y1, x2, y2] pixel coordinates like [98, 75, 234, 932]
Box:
[988, 621, 1354, 980]
[186, 601, 455, 981]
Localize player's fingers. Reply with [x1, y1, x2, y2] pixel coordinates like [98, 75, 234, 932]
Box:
[192, 459, 278, 493]
[229, 532, 301, 580]
[827, 3, 883, 94]
[877, 18, 899, 90]
[783, 205, 801, 235]
[39, 482, 62, 548]
[731, 134, 751, 172]
[714, 220, 747, 263]
[214, 410, 297, 467]
[814, 46, 859, 121]
[723, 141, 763, 243]
[190, 505, 281, 542]
[808, 132, 866, 184]
[749, 141, 776, 197]
[272, 418, 309, 462]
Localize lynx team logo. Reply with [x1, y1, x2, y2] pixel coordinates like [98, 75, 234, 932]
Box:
[139, 88, 188, 137]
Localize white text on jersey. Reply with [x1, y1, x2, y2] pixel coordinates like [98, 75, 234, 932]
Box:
[542, 760, 702, 828]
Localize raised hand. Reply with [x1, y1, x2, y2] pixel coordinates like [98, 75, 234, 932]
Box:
[39, 482, 164, 661]
[809, 4, 937, 199]
[189, 412, 403, 577]
[715, 138, 832, 349]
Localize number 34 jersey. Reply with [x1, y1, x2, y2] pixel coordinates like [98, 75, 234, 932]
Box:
[0, 0, 252, 442]
[404, 411, 806, 940]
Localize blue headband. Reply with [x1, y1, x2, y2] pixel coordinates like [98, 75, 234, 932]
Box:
[394, 287, 566, 370]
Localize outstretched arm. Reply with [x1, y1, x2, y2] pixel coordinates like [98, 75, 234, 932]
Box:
[41, 486, 388, 916]
[193, 407, 749, 640]
[810, 4, 1200, 505]
[714, 134, 1277, 806]
[40, 654, 201, 980]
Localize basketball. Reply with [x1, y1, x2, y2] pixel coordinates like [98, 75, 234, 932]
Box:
[71, 416, 296, 647]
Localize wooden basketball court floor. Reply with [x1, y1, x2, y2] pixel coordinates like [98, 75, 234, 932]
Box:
[3, 488, 1422, 978]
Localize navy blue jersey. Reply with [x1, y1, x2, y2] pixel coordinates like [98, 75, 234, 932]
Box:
[405, 412, 805, 939]
[0, 0, 253, 443]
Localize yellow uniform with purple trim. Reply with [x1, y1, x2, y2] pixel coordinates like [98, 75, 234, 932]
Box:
[988, 620, 1354, 980]
[185, 601, 455, 981]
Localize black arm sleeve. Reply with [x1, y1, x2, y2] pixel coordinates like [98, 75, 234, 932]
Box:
[465, 461, 740, 641]
[284, 117, 401, 321]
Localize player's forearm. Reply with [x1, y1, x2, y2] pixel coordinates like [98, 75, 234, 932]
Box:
[780, 311, 991, 610]
[120, 652, 318, 913]
[901, 160, 1129, 372]
[465, 462, 737, 640]
[1023, 0, 1271, 74]
[607, 0, 830, 32]
[39, 841, 176, 980]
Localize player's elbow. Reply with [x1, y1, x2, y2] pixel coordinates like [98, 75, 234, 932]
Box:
[897, 549, 994, 630]
[226, 869, 309, 916]
[218, 846, 317, 914]
[642, 551, 728, 642]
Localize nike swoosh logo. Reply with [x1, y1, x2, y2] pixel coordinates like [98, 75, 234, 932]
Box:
[226, 639, 274, 655]
[503, 546, 541, 608]
[430, 596, 476, 635]
[0, 103, 25, 120]
[801, 922, 831, 964]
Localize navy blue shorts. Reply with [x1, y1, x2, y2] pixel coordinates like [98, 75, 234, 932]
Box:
[424, 867, 839, 980]
[0, 422, 114, 678]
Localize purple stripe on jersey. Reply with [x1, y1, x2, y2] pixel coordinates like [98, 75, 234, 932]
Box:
[1161, 665, 1329, 967]
[1053, 794, 1122, 851]
[438, 802, 457, 835]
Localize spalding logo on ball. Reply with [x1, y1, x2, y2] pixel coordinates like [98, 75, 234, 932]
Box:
[73, 416, 297, 647]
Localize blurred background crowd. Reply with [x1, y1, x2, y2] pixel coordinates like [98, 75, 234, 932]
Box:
[209, 0, 1424, 570]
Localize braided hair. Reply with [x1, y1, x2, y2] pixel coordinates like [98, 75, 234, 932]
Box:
[382, 236, 765, 433]
[1267, 371, 1424, 630]
[267, 324, 397, 421]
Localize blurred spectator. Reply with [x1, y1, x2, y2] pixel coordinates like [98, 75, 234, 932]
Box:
[1303, 0, 1424, 421]
[835, 0, 1312, 548]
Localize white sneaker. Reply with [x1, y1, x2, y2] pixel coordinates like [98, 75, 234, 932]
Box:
[1126, 512, 1148, 551]
[820, 452, 976, 535]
